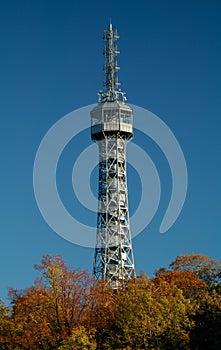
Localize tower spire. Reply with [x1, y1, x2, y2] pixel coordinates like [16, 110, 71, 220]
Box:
[101, 23, 126, 102]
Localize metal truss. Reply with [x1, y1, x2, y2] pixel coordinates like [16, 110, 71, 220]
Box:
[93, 133, 135, 287]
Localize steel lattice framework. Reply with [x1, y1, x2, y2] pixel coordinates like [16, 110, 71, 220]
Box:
[91, 24, 135, 288]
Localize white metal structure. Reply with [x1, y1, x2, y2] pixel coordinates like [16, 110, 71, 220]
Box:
[91, 24, 135, 287]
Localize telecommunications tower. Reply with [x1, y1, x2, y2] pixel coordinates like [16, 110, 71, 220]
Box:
[91, 23, 136, 287]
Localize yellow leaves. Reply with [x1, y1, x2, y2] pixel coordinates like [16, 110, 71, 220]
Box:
[58, 326, 97, 350]
[108, 278, 196, 349]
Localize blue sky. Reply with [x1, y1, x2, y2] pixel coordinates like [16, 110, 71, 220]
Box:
[0, 0, 221, 303]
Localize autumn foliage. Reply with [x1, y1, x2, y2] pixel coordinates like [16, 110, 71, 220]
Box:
[0, 253, 221, 349]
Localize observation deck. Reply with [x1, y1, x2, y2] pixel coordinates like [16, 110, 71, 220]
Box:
[91, 100, 133, 140]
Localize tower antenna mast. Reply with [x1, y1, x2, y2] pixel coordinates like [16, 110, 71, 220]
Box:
[103, 23, 120, 101]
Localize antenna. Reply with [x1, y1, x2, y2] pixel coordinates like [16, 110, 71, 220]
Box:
[102, 23, 125, 102]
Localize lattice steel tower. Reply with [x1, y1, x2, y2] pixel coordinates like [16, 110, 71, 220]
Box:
[91, 23, 135, 288]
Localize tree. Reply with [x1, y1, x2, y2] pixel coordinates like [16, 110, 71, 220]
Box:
[154, 270, 208, 300]
[0, 299, 12, 350]
[34, 254, 90, 336]
[6, 255, 91, 349]
[190, 289, 221, 349]
[58, 326, 96, 350]
[169, 253, 221, 286]
[102, 275, 195, 350]
[83, 280, 118, 350]
[8, 286, 58, 349]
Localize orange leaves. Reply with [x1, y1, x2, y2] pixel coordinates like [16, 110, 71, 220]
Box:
[4, 255, 92, 349]
[153, 270, 208, 299]
[169, 253, 221, 286]
[84, 280, 117, 338]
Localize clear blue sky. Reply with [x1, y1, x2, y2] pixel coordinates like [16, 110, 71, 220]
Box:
[0, 0, 220, 303]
